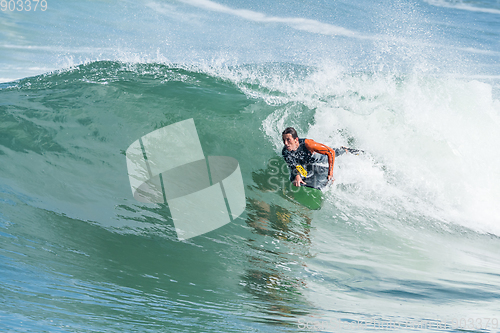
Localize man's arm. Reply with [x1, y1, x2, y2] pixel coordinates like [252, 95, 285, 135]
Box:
[304, 139, 335, 179]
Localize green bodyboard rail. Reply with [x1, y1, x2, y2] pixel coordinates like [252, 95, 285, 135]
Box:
[284, 185, 324, 210]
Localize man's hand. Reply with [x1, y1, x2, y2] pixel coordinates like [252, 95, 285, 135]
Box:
[328, 174, 335, 183]
[292, 174, 306, 187]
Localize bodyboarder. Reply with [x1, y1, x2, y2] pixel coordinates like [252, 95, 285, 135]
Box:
[281, 127, 361, 190]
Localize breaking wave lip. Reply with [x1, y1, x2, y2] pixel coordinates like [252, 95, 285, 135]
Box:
[424, 0, 500, 15]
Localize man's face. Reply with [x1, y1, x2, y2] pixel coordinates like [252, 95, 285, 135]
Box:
[282, 134, 299, 151]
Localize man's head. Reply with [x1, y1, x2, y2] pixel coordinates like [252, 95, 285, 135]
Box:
[282, 127, 300, 151]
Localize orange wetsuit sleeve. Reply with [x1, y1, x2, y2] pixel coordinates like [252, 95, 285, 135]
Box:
[304, 139, 335, 178]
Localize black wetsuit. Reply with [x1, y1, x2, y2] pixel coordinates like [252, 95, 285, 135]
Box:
[282, 139, 340, 190]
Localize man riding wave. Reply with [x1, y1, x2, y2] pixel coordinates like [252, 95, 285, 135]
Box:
[281, 127, 361, 190]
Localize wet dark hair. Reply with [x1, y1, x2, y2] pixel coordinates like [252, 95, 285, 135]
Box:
[282, 127, 298, 139]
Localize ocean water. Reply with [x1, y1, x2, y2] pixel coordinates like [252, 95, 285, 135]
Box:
[1, 0, 500, 332]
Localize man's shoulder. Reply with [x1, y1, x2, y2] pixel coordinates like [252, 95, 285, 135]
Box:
[303, 138, 316, 148]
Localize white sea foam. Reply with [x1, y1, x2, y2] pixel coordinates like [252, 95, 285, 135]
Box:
[257, 64, 500, 235]
[424, 0, 500, 15]
[177, 0, 364, 38]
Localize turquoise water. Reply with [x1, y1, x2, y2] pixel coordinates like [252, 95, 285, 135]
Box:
[2, 1, 500, 332]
